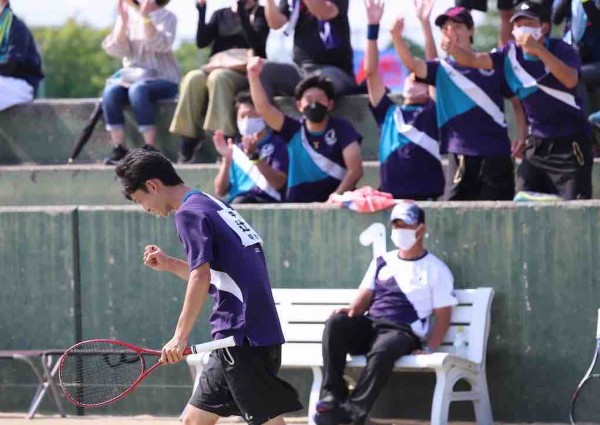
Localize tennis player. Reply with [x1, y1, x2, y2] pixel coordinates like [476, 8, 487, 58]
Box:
[115, 148, 302, 425]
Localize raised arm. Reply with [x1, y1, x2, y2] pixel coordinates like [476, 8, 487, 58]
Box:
[390, 17, 428, 79]
[516, 34, 578, 88]
[195, 0, 217, 49]
[237, 2, 269, 58]
[364, 0, 386, 107]
[102, 0, 132, 58]
[264, 0, 288, 30]
[302, 0, 341, 21]
[143, 245, 191, 281]
[212, 131, 233, 198]
[441, 27, 493, 69]
[247, 56, 285, 132]
[140, 1, 177, 53]
[415, 0, 437, 60]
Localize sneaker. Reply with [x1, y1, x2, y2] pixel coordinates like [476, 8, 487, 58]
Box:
[103, 144, 128, 165]
[314, 396, 352, 425]
[178, 137, 200, 163]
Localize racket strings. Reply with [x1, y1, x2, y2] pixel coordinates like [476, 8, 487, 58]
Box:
[60, 341, 145, 406]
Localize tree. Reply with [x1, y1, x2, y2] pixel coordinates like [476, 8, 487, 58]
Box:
[32, 20, 120, 98]
[175, 41, 210, 75]
[31, 20, 209, 98]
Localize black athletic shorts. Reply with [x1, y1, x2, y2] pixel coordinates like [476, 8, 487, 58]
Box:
[443, 153, 515, 201]
[189, 343, 303, 425]
[516, 134, 593, 200]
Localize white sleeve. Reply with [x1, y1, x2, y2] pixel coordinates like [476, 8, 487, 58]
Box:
[358, 258, 377, 290]
[430, 261, 458, 309]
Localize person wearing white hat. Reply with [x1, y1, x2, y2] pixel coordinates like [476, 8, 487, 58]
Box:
[314, 201, 458, 425]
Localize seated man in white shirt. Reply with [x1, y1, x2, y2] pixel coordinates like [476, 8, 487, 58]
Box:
[314, 202, 457, 425]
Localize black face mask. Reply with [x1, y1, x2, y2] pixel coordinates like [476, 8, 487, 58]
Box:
[303, 102, 328, 123]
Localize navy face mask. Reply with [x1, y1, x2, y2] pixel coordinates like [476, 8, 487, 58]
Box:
[303, 102, 328, 123]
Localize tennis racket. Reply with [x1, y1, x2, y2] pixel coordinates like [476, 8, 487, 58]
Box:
[59, 336, 235, 408]
[569, 308, 600, 424]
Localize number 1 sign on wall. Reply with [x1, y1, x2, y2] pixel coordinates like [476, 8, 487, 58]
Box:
[359, 223, 387, 260]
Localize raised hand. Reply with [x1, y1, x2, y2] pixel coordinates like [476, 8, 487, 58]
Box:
[364, 0, 385, 25]
[516, 32, 542, 57]
[139, 0, 157, 16]
[143, 245, 170, 271]
[213, 130, 233, 160]
[390, 17, 405, 39]
[246, 56, 265, 78]
[242, 134, 259, 156]
[440, 26, 458, 55]
[197, 0, 207, 6]
[414, 0, 435, 23]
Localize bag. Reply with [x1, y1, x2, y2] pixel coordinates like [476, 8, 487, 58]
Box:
[201, 48, 249, 73]
[107, 67, 158, 87]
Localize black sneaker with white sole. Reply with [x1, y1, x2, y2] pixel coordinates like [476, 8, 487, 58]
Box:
[103, 144, 128, 165]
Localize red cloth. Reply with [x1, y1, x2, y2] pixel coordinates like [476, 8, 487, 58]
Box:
[329, 186, 397, 213]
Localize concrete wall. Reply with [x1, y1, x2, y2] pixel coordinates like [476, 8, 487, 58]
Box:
[0, 163, 380, 206]
[0, 95, 524, 165]
[0, 202, 599, 421]
[2, 160, 599, 206]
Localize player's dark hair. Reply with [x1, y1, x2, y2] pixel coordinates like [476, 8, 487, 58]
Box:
[235, 91, 255, 111]
[115, 149, 184, 200]
[294, 75, 336, 101]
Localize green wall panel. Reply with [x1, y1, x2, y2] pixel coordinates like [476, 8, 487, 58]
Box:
[0, 202, 599, 420]
[0, 207, 77, 413]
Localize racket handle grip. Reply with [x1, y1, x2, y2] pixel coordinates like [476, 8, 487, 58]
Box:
[184, 336, 236, 356]
[597, 308, 600, 339]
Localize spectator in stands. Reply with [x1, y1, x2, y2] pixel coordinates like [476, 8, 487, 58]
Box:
[0, 0, 43, 111]
[392, 7, 527, 201]
[455, 0, 553, 47]
[260, 0, 358, 98]
[365, 0, 444, 200]
[170, 0, 269, 163]
[213, 92, 288, 203]
[553, 0, 600, 116]
[101, 0, 180, 165]
[313, 201, 457, 425]
[445, 0, 594, 199]
[248, 56, 363, 202]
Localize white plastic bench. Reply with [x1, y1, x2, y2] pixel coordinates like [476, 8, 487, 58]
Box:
[185, 287, 494, 425]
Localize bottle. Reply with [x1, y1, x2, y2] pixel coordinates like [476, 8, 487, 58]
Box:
[453, 326, 468, 358]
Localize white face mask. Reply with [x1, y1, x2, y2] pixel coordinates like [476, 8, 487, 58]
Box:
[512, 26, 543, 41]
[237, 117, 266, 137]
[390, 228, 418, 251]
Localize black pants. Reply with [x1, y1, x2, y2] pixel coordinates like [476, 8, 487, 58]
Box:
[516, 134, 593, 200]
[321, 314, 420, 425]
[443, 154, 515, 201]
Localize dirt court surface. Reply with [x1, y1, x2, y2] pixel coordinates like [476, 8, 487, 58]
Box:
[0, 414, 573, 425]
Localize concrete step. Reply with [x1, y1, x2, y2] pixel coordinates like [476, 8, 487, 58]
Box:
[0, 95, 526, 165]
[1, 160, 598, 205]
[0, 163, 380, 205]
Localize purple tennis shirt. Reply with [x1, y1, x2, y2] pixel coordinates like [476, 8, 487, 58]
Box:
[174, 189, 285, 347]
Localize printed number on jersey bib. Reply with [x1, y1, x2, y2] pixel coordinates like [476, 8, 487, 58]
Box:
[218, 207, 263, 247]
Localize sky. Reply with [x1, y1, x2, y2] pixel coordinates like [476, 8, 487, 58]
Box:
[10, 0, 482, 61]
